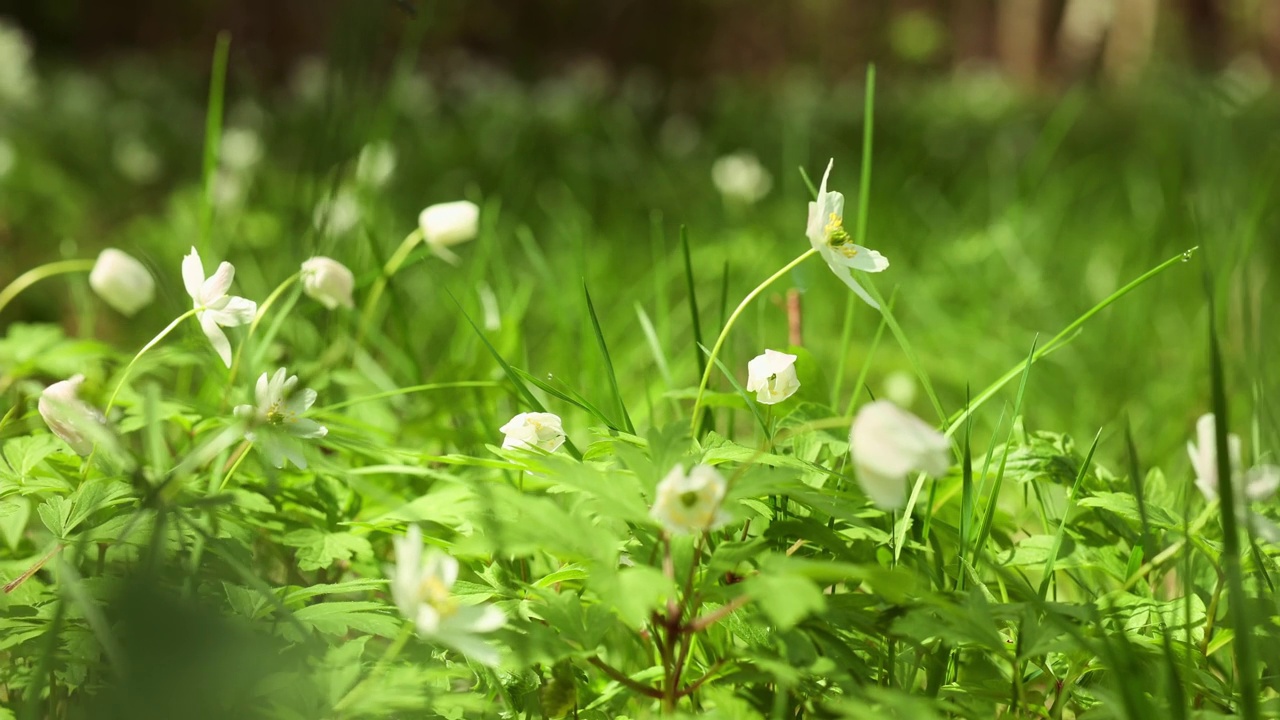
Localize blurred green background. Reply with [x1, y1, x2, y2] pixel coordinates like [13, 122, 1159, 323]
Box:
[2, 0, 1279, 473]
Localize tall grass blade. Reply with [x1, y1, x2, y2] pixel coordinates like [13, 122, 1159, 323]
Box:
[198, 32, 231, 251]
[583, 280, 635, 434]
[1206, 279, 1259, 720]
[1037, 428, 1100, 600]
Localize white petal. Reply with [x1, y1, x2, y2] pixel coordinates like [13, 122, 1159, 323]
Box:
[1244, 465, 1280, 502]
[855, 465, 910, 510]
[254, 372, 271, 407]
[182, 247, 205, 301]
[826, 257, 880, 310]
[200, 262, 236, 305]
[213, 296, 256, 327]
[200, 313, 233, 367]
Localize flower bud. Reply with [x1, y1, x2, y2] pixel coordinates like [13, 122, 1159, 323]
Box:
[419, 200, 479, 249]
[849, 400, 951, 509]
[300, 256, 355, 310]
[745, 349, 800, 405]
[38, 375, 107, 456]
[89, 249, 155, 316]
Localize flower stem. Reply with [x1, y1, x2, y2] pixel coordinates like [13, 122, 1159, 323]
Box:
[103, 308, 201, 416]
[356, 228, 423, 347]
[689, 248, 817, 435]
[224, 272, 300, 400]
[0, 259, 97, 318]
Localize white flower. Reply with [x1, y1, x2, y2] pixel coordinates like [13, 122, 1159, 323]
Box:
[499, 412, 565, 453]
[89, 249, 155, 316]
[389, 525, 506, 666]
[313, 190, 360, 237]
[1188, 413, 1280, 503]
[806, 159, 889, 309]
[356, 141, 397, 187]
[183, 247, 257, 367]
[0, 20, 36, 107]
[419, 200, 479, 262]
[112, 136, 162, 184]
[300, 257, 355, 310]
[220, 127, 263, 173]
[650, 464, 731, 534]
[711, 152, 772, 204]
[745, 349, 800, 405]
[849, 400, 951, 510]
[233, 368, 327, 469]
[38, 375, 107, 456]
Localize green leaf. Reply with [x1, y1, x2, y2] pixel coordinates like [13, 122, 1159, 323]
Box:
[293, 601, 399, 638]
[0, 497, 31, 550]
[281, 530, 374, 571]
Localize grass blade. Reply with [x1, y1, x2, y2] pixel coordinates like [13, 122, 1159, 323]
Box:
[946, 247, 1198, 436]
[1037, 428, 1100, 601]
[198, 32, 231, 251]
[583, 280, 635, 434]
[1206, 275, 1259, 720]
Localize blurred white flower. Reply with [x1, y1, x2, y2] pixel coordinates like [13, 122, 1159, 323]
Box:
[38, 375, 107, 456]
[233, 368, 328, 469]
[112, 136, 162, 184]
[499, 412, 565, 453]
[650, 464, 731, 534]
[745, 349, 800, 405]
[212, 168, 245, 209]
[806, 159, 889, 309]
[389, 525, 506, 666]
[712, 152, 772, 204]
[356, 141, 397, 187]
[419, 200, 479, 263]
[1188, 413, 1280, 503]
[290, 56, 329, 104]
[313, 190, 360, 237]
[300, 256, 355, 310]
[659, 114, 700, 158]
[0, 20, 36, 107]
[220, 127, 263, 173]
[183, 247, 257, 367]
[90, 248, 154, 316]
[849, 400, 951, 510]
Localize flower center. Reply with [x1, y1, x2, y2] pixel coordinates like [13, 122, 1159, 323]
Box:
[824, 212, 858, 257]
[418, 576, 458, 617]
[679, 490, 701, 508]
[265, 402, 293, 426]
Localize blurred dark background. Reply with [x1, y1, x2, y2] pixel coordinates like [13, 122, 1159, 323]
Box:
[3, 0, 1279, 86]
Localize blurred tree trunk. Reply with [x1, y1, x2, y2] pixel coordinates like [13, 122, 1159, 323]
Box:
[1184, 0, 1225, 70]
[997, 0, 1046, 87]
[1103, 0, 1158, 84]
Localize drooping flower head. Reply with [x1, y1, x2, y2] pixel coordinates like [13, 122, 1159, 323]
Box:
[38, 375, 108, 456]
[182, 247, 257, 367]
[419, 200, 479, 263]
[805, 159, 889, 309]
[233, 368, 327, 469]
[499, 412, 565, 453]
[745, 349, 800, 405]
[300, 256, 355, 310]
[388, 525, 506, 666]
[650, 464, 731, 534]
[849, 400, 951, 510]
[90, 248, 155, 316]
